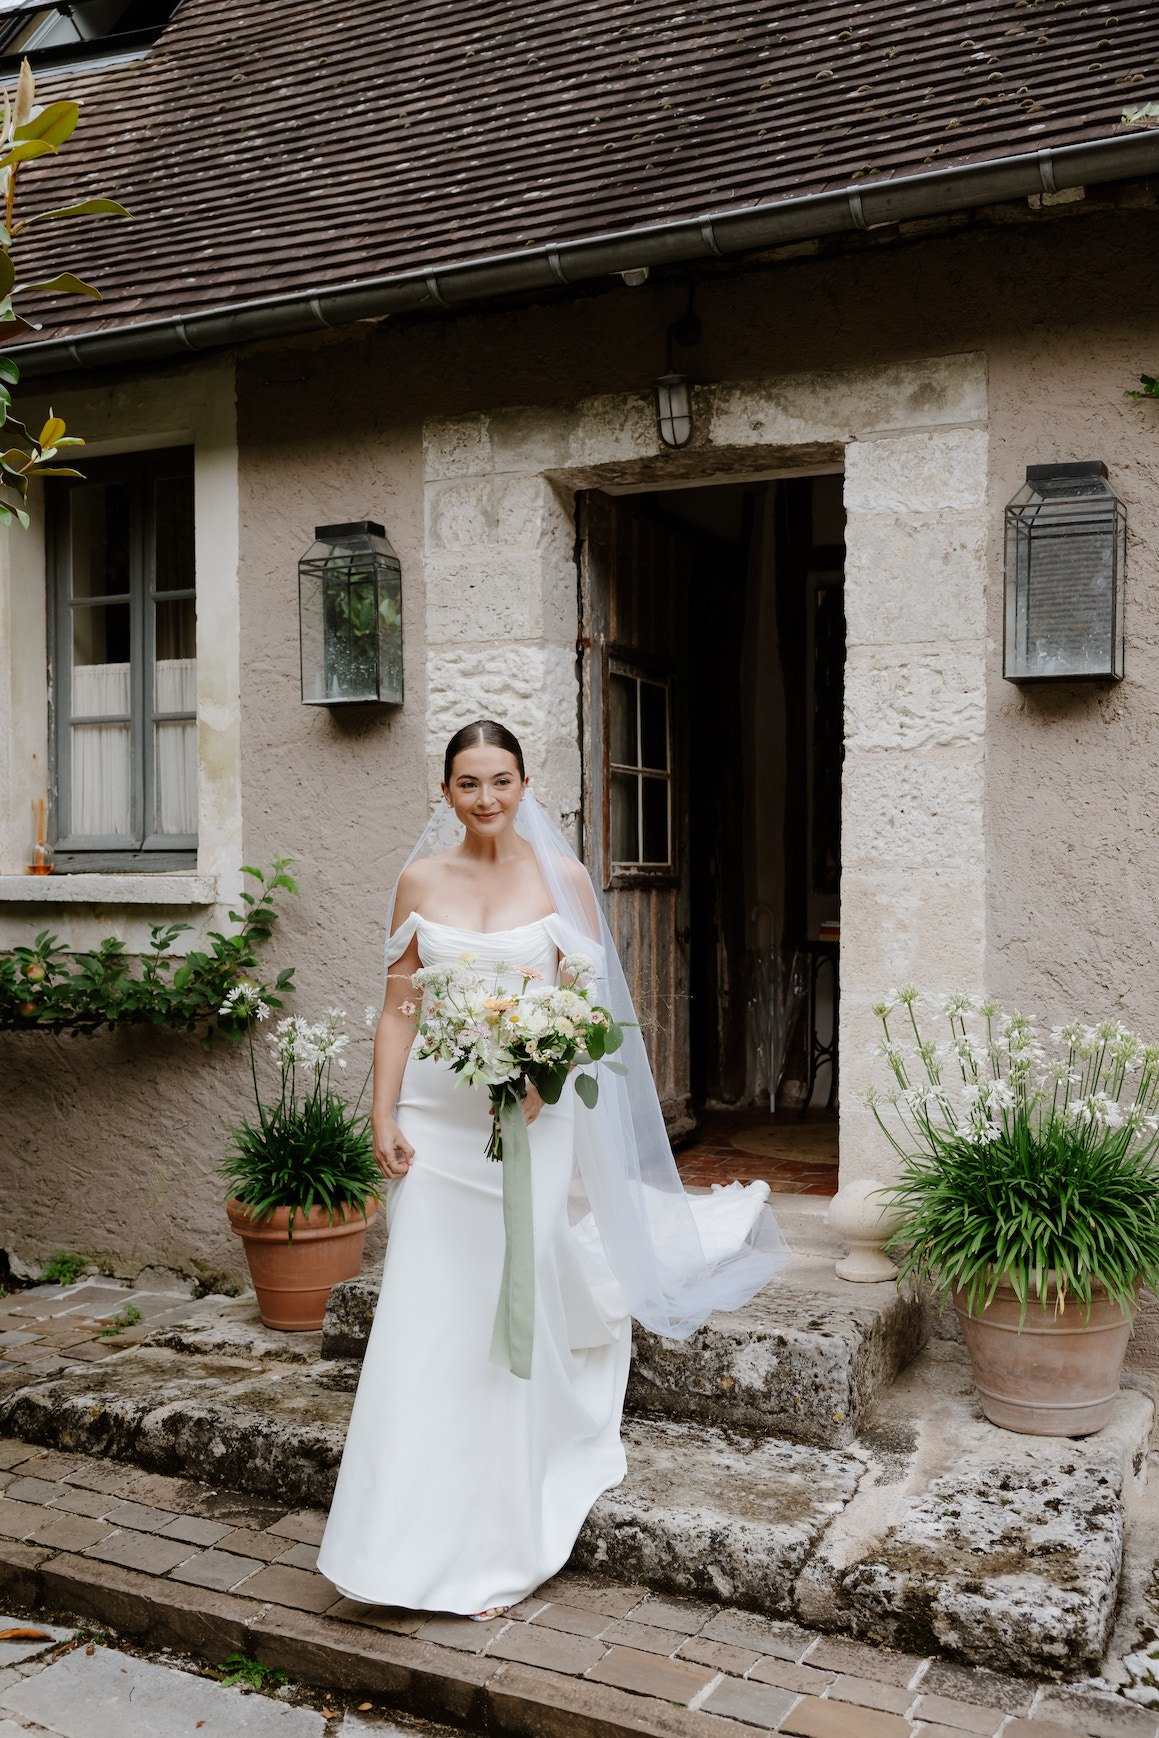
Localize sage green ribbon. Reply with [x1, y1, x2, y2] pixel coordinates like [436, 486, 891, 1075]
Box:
[488, 1093, 535, 1380]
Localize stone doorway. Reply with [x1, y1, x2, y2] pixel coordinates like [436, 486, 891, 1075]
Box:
[576, 473, 845, 1173]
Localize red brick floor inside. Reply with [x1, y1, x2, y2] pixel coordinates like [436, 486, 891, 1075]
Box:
[673, 1108, 838, 1196]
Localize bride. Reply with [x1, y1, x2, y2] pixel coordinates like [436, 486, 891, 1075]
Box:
[317, 719, 790, 1620]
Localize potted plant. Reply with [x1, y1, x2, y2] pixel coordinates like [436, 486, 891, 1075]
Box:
[219, 990, 381, 1331]
[865, 986, 1159, 1436]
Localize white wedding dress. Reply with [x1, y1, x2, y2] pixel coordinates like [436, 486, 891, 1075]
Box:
[318, 914, 633, 1614]
[318, 911, 776, 1614]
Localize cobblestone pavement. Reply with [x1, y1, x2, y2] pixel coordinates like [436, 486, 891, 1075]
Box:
[0, 1435, 1153, 1738]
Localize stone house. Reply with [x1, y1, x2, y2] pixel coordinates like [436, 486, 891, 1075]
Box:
[0, 0, 1157, 1283]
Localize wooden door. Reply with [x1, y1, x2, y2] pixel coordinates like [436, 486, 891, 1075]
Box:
[578, 491, 693, 1137]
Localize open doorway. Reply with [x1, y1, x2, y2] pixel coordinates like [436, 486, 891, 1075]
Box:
[577, 474, 844, 1195]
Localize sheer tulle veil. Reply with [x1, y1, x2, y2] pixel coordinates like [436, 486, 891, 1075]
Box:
[383, 785, 791, 1340]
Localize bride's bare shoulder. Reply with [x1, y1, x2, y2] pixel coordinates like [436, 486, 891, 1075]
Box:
[392, 856, 452, 929]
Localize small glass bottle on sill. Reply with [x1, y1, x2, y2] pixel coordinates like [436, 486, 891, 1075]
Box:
[30, 798, 53, 875]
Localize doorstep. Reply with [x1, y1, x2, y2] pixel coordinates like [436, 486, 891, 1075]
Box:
[0, 1435, 1146, 1738]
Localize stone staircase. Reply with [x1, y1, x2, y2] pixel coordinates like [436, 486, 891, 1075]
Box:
[0, 1192, 1155, 1685]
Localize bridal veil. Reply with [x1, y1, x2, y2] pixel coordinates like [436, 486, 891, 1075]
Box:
[384, 786, 792, 1341]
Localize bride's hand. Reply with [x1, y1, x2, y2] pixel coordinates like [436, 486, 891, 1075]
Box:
[373, 1115, 415, 1179]
[522, 1082, 545, 1126]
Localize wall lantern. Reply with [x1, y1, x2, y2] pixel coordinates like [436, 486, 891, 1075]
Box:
[1003, 462, 1125, 684]
[654, 372, 692, 448]
[299, 520, 403, 706]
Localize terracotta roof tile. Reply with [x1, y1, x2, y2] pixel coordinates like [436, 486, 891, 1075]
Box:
[6, 0, 1158, 343]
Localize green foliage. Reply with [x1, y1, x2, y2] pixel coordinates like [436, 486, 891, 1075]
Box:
[220, 1008, 382, 1235]
[0, 860, 297, 1047]
[868, 989, 1159, 1323]
[99, 1304, 141, 1338]
[40, 1250, 84, 1284]
[1129, 374, 1159, 403]
[219, 1654, 287, 1691]
[887, 1121, 1159, 1324]
[0, 59, 132, 527]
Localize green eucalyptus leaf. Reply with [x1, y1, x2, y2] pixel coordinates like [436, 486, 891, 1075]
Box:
[601, 1059, 629, 1076]
[575, 1072, 599, 1110]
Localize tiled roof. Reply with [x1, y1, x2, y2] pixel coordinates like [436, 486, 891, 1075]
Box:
[7, 0, 1159, 344]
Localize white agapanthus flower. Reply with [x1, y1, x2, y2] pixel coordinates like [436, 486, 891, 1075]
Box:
[218, 981, 270, 1021]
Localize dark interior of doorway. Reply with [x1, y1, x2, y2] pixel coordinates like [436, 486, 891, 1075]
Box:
[624, 474, 846, 1129]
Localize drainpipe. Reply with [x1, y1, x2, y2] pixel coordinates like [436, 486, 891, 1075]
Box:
[12, 131, 1159, 378]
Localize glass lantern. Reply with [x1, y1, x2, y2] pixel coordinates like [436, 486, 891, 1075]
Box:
[299, 521, 403, 706]
[1004, 463, 1125, 684]
[654, 373, 692, 448]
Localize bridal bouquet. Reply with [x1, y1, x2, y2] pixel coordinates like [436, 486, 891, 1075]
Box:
[405, 950, 626, 1163]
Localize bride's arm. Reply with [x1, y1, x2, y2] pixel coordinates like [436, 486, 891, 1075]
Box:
[371, 915, 422, 1179]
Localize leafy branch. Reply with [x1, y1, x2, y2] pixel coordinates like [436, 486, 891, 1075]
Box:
[0, 861, 298, 1047]
[1129, 374, 1159, 403]
[0, 58, 130, 529]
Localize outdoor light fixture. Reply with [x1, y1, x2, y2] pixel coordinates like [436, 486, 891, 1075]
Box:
[299, 520, 403, 705]
[1003, 462, 1125, 684]
[654, 372, 692, 448]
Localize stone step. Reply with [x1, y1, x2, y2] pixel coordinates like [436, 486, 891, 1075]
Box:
[319, 1252, 925, 1450]
[2, 1330, 1153, 1679]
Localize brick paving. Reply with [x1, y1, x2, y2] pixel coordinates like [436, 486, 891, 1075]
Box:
[0, 1278, 210, 1387]
[674, 1110, 838, 1195]
[0, 1435, 1147, 1738]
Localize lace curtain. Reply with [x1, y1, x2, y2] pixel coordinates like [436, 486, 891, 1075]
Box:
[70, 659, 196, 838]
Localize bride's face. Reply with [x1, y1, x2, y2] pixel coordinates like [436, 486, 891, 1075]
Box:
[442, 747, 527, 839]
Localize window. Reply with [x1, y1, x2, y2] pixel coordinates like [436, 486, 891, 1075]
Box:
[0, 0, 181, 72]
[607, 665, 673, 873]
[49, 447, 196, 871]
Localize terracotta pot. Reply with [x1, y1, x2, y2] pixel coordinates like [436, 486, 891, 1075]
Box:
[953, 1274, 1135, 1437]
[226, 1198, 377, 1331]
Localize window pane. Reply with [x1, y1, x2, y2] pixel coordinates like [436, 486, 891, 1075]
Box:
[154, 721, 197, 835]
[71, 722, 131, 835]
[610, 770, 639, 863]
[70, 483, 130, 598]
[639, 680, 668, 771]
[155, 474, 194, 594]
[72, 604, 130, 706]
[155, 596, 195, 663]
[641, 776, 670, 864]
[609, 672, 638, 767]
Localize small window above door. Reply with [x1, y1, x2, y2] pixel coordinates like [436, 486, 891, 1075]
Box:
[607, 665, 674, 881]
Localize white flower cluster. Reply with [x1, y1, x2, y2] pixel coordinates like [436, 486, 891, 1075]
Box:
[862, 988, 1159, 1151]
[218, 981, 270, 1022]
[266, 1007, 350, 1073]
[410, 957, 611, 1091]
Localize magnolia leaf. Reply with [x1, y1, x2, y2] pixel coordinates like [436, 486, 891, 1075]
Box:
[29, 196, 130, 224]
[17, 272, 100, 300]
[34, 466, 84, 477]
[0, 382, 11, 408]
[0, 139, 56, 171]
[0, 502, 30, 529]
[0, 254, 13, 301]
[38, 415, 65, 448]
[0, 309, 35, 334]
[0, 447, 29, 468]
[54, 435, 84, 446]
[14, 100, 78, 148]
[12, 59, 34, 132]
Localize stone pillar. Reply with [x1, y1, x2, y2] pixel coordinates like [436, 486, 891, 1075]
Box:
[837, 415, 990, 1231]
[422, 411, 582, 832]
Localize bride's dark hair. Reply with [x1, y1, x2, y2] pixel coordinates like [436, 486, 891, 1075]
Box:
[444, 719, 526, 786]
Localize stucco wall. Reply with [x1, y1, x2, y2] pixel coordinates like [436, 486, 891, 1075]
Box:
[1, 196, 1157, 1276]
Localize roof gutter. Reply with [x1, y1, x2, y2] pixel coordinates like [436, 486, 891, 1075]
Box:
[13, 129, 1159, 378]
